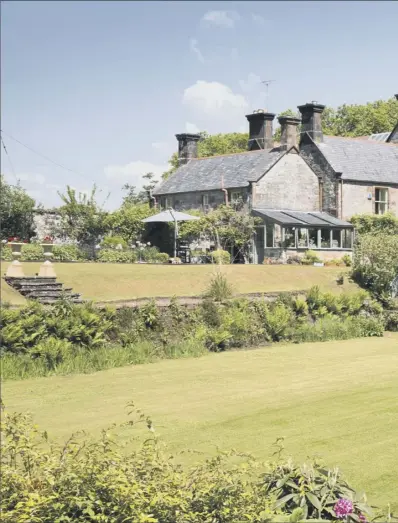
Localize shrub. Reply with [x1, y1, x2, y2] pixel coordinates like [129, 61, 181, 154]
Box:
[384, 309, 398, 332]
[210, 249, 231, 264]
[301, 250, 322, 265]
[350, 211, 398, 235]
[155, 252, 169, 263]
[97, 249, 137, 263]
[291, 316, 384, 343]
[203, 272, 234, 301]
[101, 235, 128, 249]
[0, 245, 12, 261]
[53, 244, 84, 261]
[342, 253, 352, 267]
[286, 255, 302, 265]
[1, 405, 378, 522]
[20, 243, 43, 261]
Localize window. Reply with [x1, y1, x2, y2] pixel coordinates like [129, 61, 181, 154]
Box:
[284, 227, 296, 248]
[164, 197, 170, 209]
[202, 194, 209, 208]
[230, 191, 242, 203]
[342, 229, 353, 249]
[332, 229, 341, 249]
[265, 224, 274, 247]
[375, 188, 388, 215]
[274, 224, 282, 248]
[308, 228, 318, 249]
[297, 228, 308, 248]
[320, 228, 331, 248]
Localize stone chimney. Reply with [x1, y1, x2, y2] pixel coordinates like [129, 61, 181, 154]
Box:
[245, 111, 275, 150]
[297, 102, 326, 142]
[175, 133, 201, 165]
[278, 115, 301, 150]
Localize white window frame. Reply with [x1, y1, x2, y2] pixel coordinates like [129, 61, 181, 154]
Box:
[202, 194, 209, 208]
[374, 187, 388, 215]
[230, 190, 242, 203]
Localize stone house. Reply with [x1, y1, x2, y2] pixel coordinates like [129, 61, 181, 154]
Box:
[152, 98, 398, 263]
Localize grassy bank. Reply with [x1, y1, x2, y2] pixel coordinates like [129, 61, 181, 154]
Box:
[1, 262, 357, 303]
[3, 333, 398, 510]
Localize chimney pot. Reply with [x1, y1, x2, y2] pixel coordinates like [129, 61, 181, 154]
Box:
[278, 115, 301, 150]
[245, 111, 275, 150]
[297, 102, 326, 142]
[175, 133, 201, 165]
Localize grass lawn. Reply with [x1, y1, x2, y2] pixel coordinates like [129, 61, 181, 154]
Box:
[3, 333, 398, 509]
[1, 262, 357, 303]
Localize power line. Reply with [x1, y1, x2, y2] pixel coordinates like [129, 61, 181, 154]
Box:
[1, 135, 19, 183]
[0, 129, 87, 179]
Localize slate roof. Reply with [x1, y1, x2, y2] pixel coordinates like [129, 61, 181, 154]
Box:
[317, 136, 398, 185]
[153, 148, 285, 195]
[253, 209, 353, 227]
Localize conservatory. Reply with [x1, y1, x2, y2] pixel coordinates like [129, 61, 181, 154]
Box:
[252, 209, 354, 264]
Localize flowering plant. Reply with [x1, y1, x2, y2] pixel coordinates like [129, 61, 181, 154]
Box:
[41, 236, 53, 244]
[7, 237, 28, 243]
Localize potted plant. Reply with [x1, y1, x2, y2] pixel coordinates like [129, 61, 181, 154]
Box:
[40, 236, 54, 262]
[5, 237, 26, 278]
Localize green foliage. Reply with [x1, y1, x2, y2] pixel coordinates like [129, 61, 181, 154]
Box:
[203, 272, 234, 301]
[350, 212, 398, 236]
[0, 245, 12, 261]
[104, 202, 155, 243]
[210, 249, 231, 264]
[53, 244, 86, 262]
[352, 233, 398, 299]
[0, 175, 36, 241]
[342, 254, 352, 267]
[19, 243, 44, 261]
[197, 131, 248, 157]
[262, 454, 372, 520]
[302, 250, 322, 265]
[97, 249, 138, 263]
[321, 96, 398, 137]
[101, 235, 128, 249]
[56, 185, 109, 246]
[122, 172, 158, 205]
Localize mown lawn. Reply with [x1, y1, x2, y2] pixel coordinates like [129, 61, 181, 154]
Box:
[1, 262, 357, 303]
[3, 334, 398, 510]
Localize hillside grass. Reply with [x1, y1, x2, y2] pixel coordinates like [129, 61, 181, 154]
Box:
[1, 262, 357, 303]
[3, 333, 398, 510]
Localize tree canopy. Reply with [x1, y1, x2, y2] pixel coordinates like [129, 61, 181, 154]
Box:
[0, 175, 36, 240]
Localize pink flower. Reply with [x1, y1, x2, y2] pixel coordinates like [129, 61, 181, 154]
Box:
[334, 498, 354, 519]
[359, 515, 367, 523]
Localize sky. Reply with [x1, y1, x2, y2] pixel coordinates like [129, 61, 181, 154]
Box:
[1, 0, 398, 209]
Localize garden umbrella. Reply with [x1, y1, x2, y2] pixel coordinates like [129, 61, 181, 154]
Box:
[142, 209, 199, 258]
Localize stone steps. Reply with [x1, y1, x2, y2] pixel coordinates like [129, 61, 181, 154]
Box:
[4, 276, 83, 305]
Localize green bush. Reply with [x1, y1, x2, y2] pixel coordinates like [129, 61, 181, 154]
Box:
[301, 250, 322, 265]
[203, 271, 234, 301]
[155, 252, 169, 263]
[20, 243, 44, 261]
[53, 244, 85, 261]
[350, 211, 398, 235]
[1, 405, 376, 522]
[97, 249, 137, 263]
[384, 309, 398, 332]
[101, 235, 128, 249]
[210, 249, 231, 264]
[291, 316, 384, 343]
[0, 245, 12, 261]
[342, 253, 352, 266]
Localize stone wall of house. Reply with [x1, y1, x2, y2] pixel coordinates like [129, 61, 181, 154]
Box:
[342, 182, 398, 219]
[253, 152, 320, 210]
[33, 211, 63, 242]
[299, 136, 339, 217]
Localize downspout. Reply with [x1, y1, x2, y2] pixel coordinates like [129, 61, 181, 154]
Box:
[340, 179, 343, 219]
[221, 174, 228, 205]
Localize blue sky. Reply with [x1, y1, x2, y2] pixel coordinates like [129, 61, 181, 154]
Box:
[2, 0, 398, 209]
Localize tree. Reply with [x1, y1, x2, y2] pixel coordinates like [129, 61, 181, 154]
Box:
[0, 175, 36, 240]
[179, 205, 261, 261]
[322, 97, 398, 137]
[55, 185, 108, 246]
[122, 172, 159, 205]
[104, 202, 155, 244]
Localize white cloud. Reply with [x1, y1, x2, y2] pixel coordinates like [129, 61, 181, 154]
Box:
[239, 72, 262, 93]
[202, 10, 240, 28]
[183, 80, 248, 114]
[104, 160, 168, 187]
[251, 13, 268, 27]
[189, 38, 205, 63]
[15, 172, 46, 185]
[185, 122, 201, 134]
